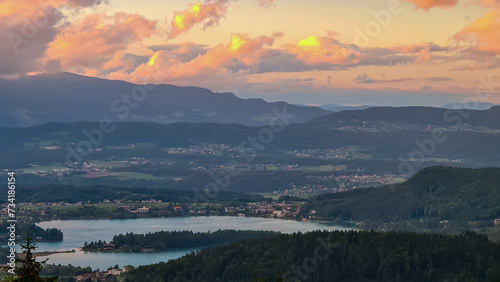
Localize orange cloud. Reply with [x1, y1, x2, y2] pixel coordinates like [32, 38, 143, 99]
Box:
[169, 0, 228, 38]
[387, 43, 446, 64]
[167, 33, 279, 76]
[167, 0, 279, 38]
[404, 0, 458, 9]
[102, 51, 136, 71]
[454, 9, 500, 54]
[44, 13, 156, 70]
[0, 0, 101, 17]
[285, 36, 361, 65]
[416, 47, 432, 63]
[0, 0, 102, 75]
[106, 32, 282, 89]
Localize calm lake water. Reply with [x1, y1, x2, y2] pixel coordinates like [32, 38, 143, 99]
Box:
[34, 216, 353, 269]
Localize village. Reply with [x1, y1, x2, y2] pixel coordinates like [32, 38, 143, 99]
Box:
[2, 198, 313, 223]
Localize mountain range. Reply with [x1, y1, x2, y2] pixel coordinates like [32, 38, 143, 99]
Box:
[4, 73, 500, 130]
[318, 103, 373, 112]
[0, 73, 328, 127]
[307, 105, 500, 130]
[442, 102, 499, 110]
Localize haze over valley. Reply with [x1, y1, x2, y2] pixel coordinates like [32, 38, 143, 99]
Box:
[1, 0, 500, 281]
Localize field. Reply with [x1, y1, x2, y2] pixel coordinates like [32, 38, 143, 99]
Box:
[115, 172, 165, 180]
[21, 202, 223, 213]
[88, 160, 129, 168]
[302, 164, 346, 171]
[17, 166, 69, 173]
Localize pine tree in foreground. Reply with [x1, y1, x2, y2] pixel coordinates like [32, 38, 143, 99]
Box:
[9, 232, 58, 282]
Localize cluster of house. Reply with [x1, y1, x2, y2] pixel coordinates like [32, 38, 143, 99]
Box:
[167, 145, 233, 155]
[73, 267, 129, 281]
[293, 146, 361, 160]
[20, 201, 84, 207]
[118, 206, 150, 213]
[271, 173, 401, 196]
[117, 205, 187, 214]
[244, 201, 303, 219]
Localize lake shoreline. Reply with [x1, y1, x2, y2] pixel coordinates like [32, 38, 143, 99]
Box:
[38, 214, 358, 228]
[34, 216, 354, 269]
[19, 250, 77, 258]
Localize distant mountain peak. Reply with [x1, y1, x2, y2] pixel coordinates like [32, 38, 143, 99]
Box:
[442, 102, 498, 110]
[0, 72, 329, 127]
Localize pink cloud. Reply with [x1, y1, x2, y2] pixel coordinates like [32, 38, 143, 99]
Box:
[389, 43, 446, 53]
[284, 36, 361, 65]
[416, 47, 432, 63]
[454, 9, 500, 54]
[0, 0, 102, 75]
[44, 13, 156, 70]
[404, 0, 458, 9]
[168, 0, 228, 38]
[105, 32, 282, 90]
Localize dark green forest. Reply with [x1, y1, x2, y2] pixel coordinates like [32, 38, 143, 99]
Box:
[0, 225, 63, 264]
[0, 223, 62, 246]
[305, 166, 500, 231]
[83, 230, 280, 252]
[1, 184, 264, 204]
[124, 230, 500, 282]
[40, 264, 93, 277]
[2, 121, 500, 170]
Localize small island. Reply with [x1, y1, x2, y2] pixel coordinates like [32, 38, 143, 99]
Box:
[82, 229, 280, 253]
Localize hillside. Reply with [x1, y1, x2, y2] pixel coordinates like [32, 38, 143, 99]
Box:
[0, 72, 328, 127]
[307, 166, 500, 230]
[442, 102, 499, 110]
[2, 122, 500, 172]
[318, 104, 372, 112]
[124, 230, 500, 282]
[307, 106, 500, 130]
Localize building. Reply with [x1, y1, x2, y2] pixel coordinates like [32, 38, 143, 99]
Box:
[495, 219, 500, 225]
[103, 243, 115, 250]
[108, 268, 123, 275]
[137, 206, 149, 213]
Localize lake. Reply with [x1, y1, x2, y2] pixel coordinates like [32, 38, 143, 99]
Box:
[34, 216, 353, 269]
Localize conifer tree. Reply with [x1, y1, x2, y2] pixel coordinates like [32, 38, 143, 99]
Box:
[13, 233, 58, 282]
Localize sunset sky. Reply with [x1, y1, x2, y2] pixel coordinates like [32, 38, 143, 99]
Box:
[1, 0, 499, 106]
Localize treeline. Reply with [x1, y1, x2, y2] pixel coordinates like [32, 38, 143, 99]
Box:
[0, 184, 266, 204]
[83, 230, 280, 252]
[24, 203, 240, 221]
[9, 169, 353, 193]
[305, 166, 500, 231]
[0, 223, 62, 242]
[124, 230, 500, 282]
[3, 121, 500, 170]
[41, 264, 93, 277]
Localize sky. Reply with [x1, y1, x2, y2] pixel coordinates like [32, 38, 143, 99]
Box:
[1, 0, 499, 106]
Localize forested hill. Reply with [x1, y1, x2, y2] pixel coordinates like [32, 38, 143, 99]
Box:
[0, 72, 328, 127]
[124, 230, 500, 282]
[306, 105, 500, 130]
[83, 230, 280, 252]
[307, 166, 500, 229]
[3, 121, 500, 171]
